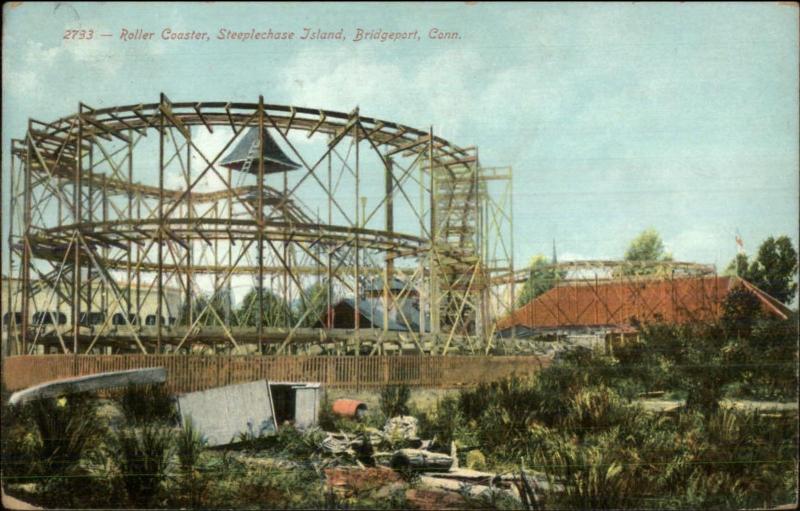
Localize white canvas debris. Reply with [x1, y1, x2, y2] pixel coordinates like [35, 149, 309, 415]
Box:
[8, 368, 167, 405]
[178, 380, 277, 447]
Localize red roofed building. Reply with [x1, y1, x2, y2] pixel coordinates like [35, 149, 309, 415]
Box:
[497, 275, 791, 337]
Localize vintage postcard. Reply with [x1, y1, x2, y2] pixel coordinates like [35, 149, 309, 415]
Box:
[1, 2, 798, 510]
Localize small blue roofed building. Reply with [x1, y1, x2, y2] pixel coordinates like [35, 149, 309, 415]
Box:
[317, 277, 428, 332]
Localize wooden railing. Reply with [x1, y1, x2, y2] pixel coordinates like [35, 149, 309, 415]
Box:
[1, 355, 551, 393]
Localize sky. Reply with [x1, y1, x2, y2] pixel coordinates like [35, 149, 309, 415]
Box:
[2, 2, 798, 277]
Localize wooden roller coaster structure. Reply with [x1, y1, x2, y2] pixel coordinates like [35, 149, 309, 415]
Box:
[4, 95, 516, 356]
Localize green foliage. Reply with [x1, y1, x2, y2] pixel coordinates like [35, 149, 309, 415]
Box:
[645, 324, 733, 414]
[726, 235, 798, 304]
[231, 464, 325, 509]
[2, 314, 796, 510]
[380, 384, 411, 417]
[624, 228, 672, 263]
[175, 418, 211, 509]
[27, 393, 106, 477]
[722, 287, 763, 337]
[0, 402, 39, 480]
[617, 228, 674, 277]
[516, 254, 565, 306]
[416, 325, 797, 509]
[295, 280, 332, 327]
[176, 418, 207, 471]
[416, 393, 477, 450]
[638, 318, 798, 412]
[318, 391, 338, 431]
[460, 376, 544, 456]
[236, 286, 295, 327]
[725, 317, 799, 400]
[114, 424, 174, 507]
[533, 430, 640, 509]
[117, 383, 178, 425]
[180, 289, 236, 326]
[273, 425, 327, 458]
[1, 394, 124, 508]
[725, 252, 749, 277]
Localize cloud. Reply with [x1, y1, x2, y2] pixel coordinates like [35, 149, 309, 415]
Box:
[278, 46, 505, 140]
[666, 225, 731, 267]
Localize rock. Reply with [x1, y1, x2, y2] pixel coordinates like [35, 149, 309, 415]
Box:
[405, 488, 467, 510]
[418, 476, 519, 502]
[372, 481, 407, 500]
[384, 415, 419, 439]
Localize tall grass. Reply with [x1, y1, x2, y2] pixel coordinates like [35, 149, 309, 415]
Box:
[380, 384, 411, 418]
[175, 418, 210, 508]
[418, 329, 798, 509]
[114, 424, 174, 507]
[176, 418, 206, 471]
[27, 394, 105, 475]
[117, 383, 178, 425]
[1, 393, 123, 507]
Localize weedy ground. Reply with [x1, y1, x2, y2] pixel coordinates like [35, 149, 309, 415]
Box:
[1, 317, 797, 509]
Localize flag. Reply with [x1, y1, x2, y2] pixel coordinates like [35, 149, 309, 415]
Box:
[735, 230, 744, 255]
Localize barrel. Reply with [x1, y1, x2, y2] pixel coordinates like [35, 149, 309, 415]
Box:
[332, 398, 367, 419]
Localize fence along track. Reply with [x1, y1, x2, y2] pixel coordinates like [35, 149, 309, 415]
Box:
[2, 355, 551, 393]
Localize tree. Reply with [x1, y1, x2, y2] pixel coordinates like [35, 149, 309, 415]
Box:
[724, 253, 749, 278]
[624, 228, 672, 262]
[236, 287, 294, 327]
[517, 254, 563, 306]
[725, 236, 798, 305]
[721, 287, 762, 338]
[620, 228, 673, 276]
[293, 281, 331, 327]
[179, 291, 234, 327]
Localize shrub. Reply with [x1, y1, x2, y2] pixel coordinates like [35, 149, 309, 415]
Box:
[176, 418, 206, 471]
[564, 385, 637, 437]
[415, 394, 475, 450]
[0, 402, 39, 480]
[232, 464, 324, 509]
[318, 391, 338, 431]
[115, 424, 174, 507]
[117, 383, 178, 425]
[174, 418, 211, 508]
[28, 393, 106, 476]
[380, 384, 411, 418]
[1, 393, 122, 508]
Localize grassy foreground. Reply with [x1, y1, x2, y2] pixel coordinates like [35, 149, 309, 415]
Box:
[1, 316, 797, 509]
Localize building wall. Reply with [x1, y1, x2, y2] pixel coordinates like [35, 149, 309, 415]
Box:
[1, 277, 183, 353]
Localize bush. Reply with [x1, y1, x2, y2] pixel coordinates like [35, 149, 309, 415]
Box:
[176, 418, 206, 471]
[380, 384, 411, 418]
[117, 383, 178, 425]
[416, 394, 476, 451]
[28, 393, 106, 477]
[318, 391, 338, 431]
[1, 393, 123, 508]
[174, 418, 210, 508]
[0, 402, 39, 480]
[115, 424, 174, 507]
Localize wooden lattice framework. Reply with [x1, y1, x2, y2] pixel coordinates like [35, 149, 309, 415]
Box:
[4, 96, 515, 356]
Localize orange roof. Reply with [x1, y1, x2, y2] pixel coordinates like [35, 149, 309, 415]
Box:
[498, 275, 790, 331]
